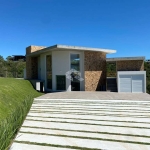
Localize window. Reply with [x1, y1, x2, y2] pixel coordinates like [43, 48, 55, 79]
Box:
[56, 75, 66, 90]
[70, 54, 80, 71]
[46, 55, 52, 89]
[70, 54, 80, 91]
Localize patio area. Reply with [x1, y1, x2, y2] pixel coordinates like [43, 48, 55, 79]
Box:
[35, 91, 150, 100]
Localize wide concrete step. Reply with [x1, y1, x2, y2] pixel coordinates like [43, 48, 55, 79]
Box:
[25, 116, 150, 128]
[21, 120, 150, 137]
[14, 132, 150, 150]
[18, 127, 150, 144]
[11, 143, 70, 150]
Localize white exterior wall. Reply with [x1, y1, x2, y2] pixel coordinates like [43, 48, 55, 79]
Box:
[52, 50, 84, 91]
[38, 50, 84, 91]
[52, 51, 70, 91]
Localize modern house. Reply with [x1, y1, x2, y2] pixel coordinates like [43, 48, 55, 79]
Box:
[26, 44, 146, 93]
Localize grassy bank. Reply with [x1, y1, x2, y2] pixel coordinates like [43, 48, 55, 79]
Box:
[0, 78, 43, 150]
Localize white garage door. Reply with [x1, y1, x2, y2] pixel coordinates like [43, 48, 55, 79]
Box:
[119, 74, 144, 93]
[132, 75, 144, 93]
[120, 75, 132, 92]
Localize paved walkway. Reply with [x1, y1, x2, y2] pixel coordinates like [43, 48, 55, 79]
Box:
[11, 92, 150, 150]
[36, 92, 150, 100]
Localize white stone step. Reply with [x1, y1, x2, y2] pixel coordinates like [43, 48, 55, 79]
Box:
[27, 112, 150, 123]
[20, 127, 150, 143]
[14, 133, 150, 150]
[34, 99, 150, 103]
[30, 107, 150, 113]
[11, 142, 71, 150]
[32, 101, 150, 105]
[29, 110, 150, 117]
[22, 120, 150, 137]
[31, 104, 150, 111]
[26, 116, 150, 128]
[31, 106, 150, 111]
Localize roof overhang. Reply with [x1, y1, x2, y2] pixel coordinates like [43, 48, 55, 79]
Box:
[106, 57, 145, 62]
[26, 44, 116, 57]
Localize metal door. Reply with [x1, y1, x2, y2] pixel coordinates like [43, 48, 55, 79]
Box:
[132, 75, 144, 93]
[119, 75, 132, 92]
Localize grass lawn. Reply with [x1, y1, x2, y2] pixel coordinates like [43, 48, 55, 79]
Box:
[0, 78, 43, 150]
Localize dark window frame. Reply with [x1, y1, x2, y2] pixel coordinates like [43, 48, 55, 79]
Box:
[46, 55, 52, 89]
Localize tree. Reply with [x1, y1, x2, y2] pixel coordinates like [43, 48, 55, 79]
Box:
[0, 55, 5, 77]
[0, 55, 4, 62]
[6, 56, 13, 61]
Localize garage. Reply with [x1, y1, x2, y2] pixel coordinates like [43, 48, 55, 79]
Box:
[117, 71, 146, 93]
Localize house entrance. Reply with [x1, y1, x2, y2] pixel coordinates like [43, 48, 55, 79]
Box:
[71, 79, 80, 91]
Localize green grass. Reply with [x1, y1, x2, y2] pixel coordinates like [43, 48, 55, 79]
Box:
[0, 78, 43, 150]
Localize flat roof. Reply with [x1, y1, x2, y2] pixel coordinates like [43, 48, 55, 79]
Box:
[12, 55, 25, 57]
[26, 44, 116, 56]
[106, 56, 145, 62]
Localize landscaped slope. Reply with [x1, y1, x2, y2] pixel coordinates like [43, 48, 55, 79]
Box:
[0, 78, 43, 150]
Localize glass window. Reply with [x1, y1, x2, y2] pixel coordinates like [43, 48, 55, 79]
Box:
[70, 54, 80, 91]
[46, 55, 52, 89]
[70, 54, 80, 71]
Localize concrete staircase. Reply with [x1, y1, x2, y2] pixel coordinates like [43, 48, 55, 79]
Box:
[11, 98, 150, 150]
[107, 77, 117, 92]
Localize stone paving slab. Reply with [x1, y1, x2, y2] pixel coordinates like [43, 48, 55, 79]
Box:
[27, 112, 150, 125]
[19, 127, 150, 143]
[11, 143, 71, 150]
[25, 116, 150, 128]
[21, 120, 150, 137]
[11, 92, 150, 150]
[13, 133, 150, 150]
[30, 109, 149, 116]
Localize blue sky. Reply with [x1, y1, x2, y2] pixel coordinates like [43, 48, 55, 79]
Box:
[0, 0, 150, 59]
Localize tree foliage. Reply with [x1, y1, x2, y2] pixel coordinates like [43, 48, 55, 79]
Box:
[0, 55, 4, 62]
[0, 55, 25, 78]
[106, 62, 116, 77]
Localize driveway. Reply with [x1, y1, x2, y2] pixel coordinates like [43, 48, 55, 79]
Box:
[11, 92, 150, 150]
